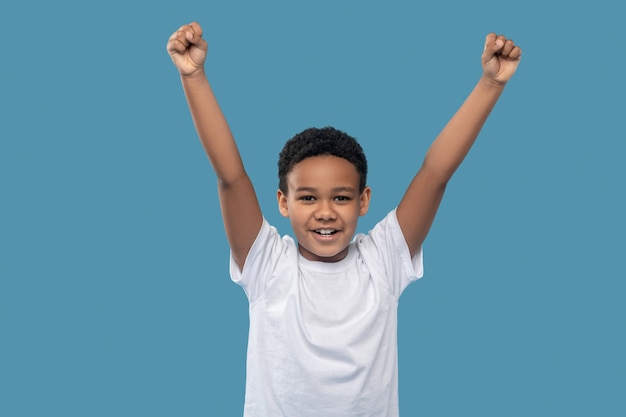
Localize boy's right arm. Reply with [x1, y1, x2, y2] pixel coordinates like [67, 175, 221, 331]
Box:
[167, 22, 263, 270]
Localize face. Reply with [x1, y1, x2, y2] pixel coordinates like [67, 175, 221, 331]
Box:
[277, 155, 371, 263]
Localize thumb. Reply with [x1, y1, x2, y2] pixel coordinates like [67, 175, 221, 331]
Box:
[482, 33, 503, 64]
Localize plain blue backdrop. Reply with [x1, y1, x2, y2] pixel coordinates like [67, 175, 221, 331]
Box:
[2, 1, 624, 416]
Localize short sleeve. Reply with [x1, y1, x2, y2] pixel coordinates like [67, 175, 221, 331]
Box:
[229, 218, 293, 303]
[354, 209, 424, 298]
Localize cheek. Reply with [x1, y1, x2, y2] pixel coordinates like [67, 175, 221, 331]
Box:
[287, 204, 309, 221]
[341, 205, 361, 223]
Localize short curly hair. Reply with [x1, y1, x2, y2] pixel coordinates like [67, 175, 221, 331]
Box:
[278, 126, 368, 194]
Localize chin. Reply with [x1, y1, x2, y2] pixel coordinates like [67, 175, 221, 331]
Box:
[300, 244, 349, 262]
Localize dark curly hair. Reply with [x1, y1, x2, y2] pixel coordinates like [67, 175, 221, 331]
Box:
[278, 126, 368, 194]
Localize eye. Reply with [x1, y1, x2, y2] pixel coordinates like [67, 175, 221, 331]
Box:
[334, 195, 351, 202]
[299, 195, 316, 202]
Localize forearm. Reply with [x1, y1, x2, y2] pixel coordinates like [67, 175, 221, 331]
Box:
[422, 75, 506, 183]
[181, 71, 247, 186]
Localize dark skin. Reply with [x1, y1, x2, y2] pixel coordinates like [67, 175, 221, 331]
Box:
[167, 23, 522, 269]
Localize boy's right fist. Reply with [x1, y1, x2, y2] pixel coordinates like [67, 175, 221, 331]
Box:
[167, 22, 208, 77]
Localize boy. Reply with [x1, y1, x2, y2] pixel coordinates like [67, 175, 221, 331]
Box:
[167, 22, 521, 417]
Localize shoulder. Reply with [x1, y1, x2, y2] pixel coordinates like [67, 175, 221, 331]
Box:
[231, 218, 297, 282]
[354, 209, 404, 251]
[251, 218, 298, 260]
[353, 209, 424, 295]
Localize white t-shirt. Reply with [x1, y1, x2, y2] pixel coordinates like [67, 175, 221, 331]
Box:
[230, 209, 423, 417]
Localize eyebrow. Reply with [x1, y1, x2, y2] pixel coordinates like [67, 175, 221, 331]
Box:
[294, 186, 356, 193]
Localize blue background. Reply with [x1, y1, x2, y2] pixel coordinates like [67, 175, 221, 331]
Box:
[2, 1, 625, 416]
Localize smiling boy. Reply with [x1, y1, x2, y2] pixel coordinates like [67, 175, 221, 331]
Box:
[277, 127, 371, 263]
[167, 22, 521, 417]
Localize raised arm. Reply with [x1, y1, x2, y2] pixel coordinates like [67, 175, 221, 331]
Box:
[167, 22, 263, 269]
[396, 33, 522, 257]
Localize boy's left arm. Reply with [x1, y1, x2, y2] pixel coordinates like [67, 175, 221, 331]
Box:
[397, 33, 522, 257]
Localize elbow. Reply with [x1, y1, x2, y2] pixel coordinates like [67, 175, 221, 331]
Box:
[217, 171, 251, 190]
[418, 162, 452, 189]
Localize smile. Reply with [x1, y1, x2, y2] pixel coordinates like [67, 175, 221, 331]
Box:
[314, 229, 338, 235]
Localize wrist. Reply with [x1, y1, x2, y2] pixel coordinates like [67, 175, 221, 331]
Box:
[478, 74, 507, 90]
[180, 69, 210, 89]
[180, 68, 207, 80]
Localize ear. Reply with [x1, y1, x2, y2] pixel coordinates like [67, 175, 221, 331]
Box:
[277, 189, 289, 217]
[359, 186, 371, 216]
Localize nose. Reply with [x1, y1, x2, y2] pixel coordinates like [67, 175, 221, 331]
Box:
[315, 200, 336, 221]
